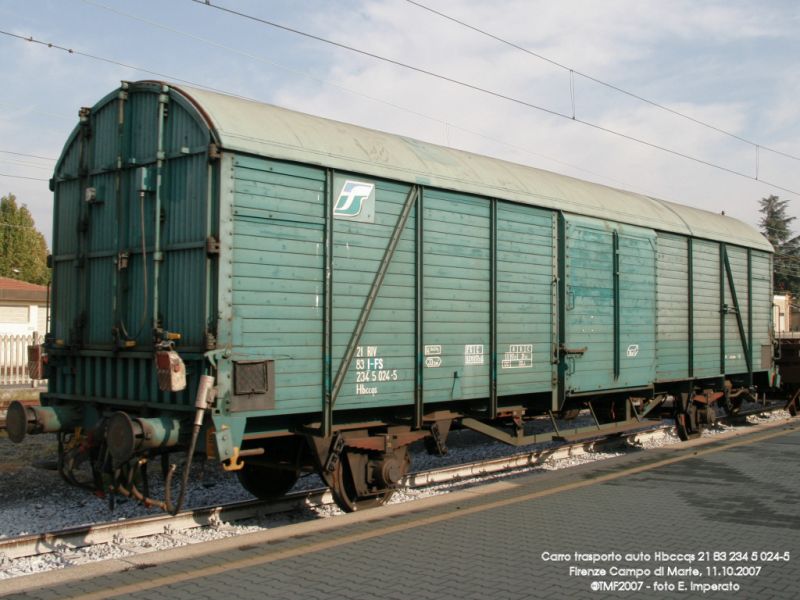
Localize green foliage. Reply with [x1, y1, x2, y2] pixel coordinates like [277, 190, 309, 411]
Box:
[0, 193, 50, 285]
[758, 194, 800, 295]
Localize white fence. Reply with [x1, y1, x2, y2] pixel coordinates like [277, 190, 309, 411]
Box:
[0, 333, 45, 387]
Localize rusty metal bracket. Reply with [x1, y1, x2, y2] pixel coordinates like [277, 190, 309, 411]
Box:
[429, 421, 449, 455]
[628, 395, 665, 422]
[461, 418, 548, 447]
[222, 446, 244, 472]
[559, 344, 588, 357]
[205, 235, 220, 256]
[324, 432, 345, 473]
[693, 389, 724, 405]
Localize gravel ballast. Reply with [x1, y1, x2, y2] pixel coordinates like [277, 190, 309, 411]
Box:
[0, 408, 792, 579]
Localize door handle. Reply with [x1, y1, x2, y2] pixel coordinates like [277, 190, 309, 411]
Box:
[566, 285, 575, 310]
[559, 344, 588, 357]
[566, 356, 574, 375]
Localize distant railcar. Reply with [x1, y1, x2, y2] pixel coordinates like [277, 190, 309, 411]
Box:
[7, 81, 777, 512]
[775, 335, 800, 415]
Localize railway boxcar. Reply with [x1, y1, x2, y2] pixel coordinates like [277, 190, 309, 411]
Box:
[6, 81, 776, 512]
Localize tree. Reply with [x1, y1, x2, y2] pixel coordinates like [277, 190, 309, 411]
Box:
[758, 194, 800, 295]
[0, 193, 50, 285]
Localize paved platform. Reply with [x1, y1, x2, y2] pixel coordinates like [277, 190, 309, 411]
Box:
[3, 421, 799, 599]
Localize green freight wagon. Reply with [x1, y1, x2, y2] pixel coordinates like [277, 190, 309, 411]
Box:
[7, 81, 775, 512]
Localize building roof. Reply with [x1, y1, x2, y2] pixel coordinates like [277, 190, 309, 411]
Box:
[0, 277, 48, 303]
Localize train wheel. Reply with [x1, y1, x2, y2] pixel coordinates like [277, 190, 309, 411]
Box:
[330, 447, 409, 512]
[237, 464, 299, 500]
[675, 405, 701, 441]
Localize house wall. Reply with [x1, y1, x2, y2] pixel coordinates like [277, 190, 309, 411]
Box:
[0, 300, 48, 337]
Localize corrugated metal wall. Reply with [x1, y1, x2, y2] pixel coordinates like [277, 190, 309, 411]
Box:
[422, 189, 491, 403]
[230, 155, 325, 413]
[47, 83, 774, 420]
[724, 245, 749, 374]
[656, 233, 689, 381]
[692, 240, 721, 377]
[496, 202, 554, 396]
[618, 230, 657, 385]
[751, 251, 773, 365]
[48, 83, 212, 410]
[227, 158, 558, 415]
[563, 216, 656, 392]
[333, 178, 416, 409]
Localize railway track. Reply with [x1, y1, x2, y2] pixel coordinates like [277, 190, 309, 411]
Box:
[0, 423, 673, 561]
[0, 402, 788, 563]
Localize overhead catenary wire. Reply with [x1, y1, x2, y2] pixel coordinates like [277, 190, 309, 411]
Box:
[0, 159, 54, 171]
[79, 0, 443, 127]
[2, 19, 798, 197]
[0, 150, 56, 161]
[0, 18, 796, 290]
[1, 13, 797, 230]
[403, 0, 800, 165]
[80, 0, 666, 194]
[0, 24, 661, 198]
[186, 1, 799, 198]
[0, 29, 256, 104]
[0, 173, 49, 181]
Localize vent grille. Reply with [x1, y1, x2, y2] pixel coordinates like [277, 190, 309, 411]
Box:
[230, 360, 275, 412]
[234, 361, 268, 395]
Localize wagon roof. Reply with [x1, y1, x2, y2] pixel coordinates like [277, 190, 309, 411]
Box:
[175, 84, 772, 252]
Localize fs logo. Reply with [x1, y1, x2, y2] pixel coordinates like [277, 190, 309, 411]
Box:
[334, 179, 375, 222]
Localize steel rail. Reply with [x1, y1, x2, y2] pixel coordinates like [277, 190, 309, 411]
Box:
[0, 425, 670, 561]
[0, 404, 788, 561]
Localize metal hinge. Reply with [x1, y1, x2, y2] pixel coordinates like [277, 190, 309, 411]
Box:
[208, 143, 220, 161]
[206, 236, 221, 256]
[117, 251, 129, 271]
[204, 330, 217, 350]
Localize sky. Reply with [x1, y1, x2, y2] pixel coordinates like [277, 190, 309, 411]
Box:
[1, 0, 799, 248]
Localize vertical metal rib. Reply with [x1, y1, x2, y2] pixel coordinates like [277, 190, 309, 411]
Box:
[720, 243, 726, 375]
[688, 237, 694, 378]
[414, 188, 425, 429]
[489, 199, 498, 417]
[612, 230, 620, 379]
[322, 170, 334, 437]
